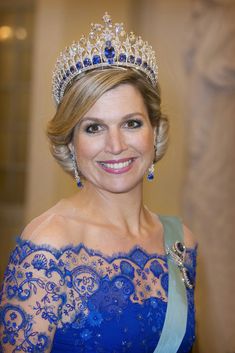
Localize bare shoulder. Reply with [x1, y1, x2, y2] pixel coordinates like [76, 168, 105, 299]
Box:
[20, 202, 82, 249]
[182, 223, 197, 249]
[21, 213, 69, 248]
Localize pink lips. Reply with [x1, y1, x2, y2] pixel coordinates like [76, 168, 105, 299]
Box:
[97, 157, 136, 174]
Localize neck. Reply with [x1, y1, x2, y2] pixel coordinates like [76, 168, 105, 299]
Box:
[69, 181, 149, 236]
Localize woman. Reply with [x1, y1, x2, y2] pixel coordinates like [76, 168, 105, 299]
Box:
[0, 13, 197, 353]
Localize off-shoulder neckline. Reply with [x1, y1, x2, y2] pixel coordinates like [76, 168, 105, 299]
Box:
[16, 212, 197, 262]
[15, 236, 197, 263]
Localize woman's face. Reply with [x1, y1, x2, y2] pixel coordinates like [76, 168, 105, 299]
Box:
[72, 83, 155, 194]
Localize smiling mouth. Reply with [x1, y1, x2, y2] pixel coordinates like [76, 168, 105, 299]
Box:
[99, 159, 132, 169]
[97, 158, 136, 173]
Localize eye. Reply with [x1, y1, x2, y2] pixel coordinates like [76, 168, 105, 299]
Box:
[124, 119, 143, 129]
[85, 123, 103, 134]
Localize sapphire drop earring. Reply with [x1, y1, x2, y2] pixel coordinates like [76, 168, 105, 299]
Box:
[147, 163, 155, 181]
[71, 152, 83, 188]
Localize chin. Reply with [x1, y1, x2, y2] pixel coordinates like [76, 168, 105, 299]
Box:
[98, 179, 143, 194]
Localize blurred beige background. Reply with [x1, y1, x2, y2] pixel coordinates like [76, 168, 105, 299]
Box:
[1, 1, 235, 352]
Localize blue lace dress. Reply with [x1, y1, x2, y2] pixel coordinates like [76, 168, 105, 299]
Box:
[0, 219, 197, 353]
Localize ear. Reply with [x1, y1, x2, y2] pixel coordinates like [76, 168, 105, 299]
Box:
[68, 142, 74, 153]
[154, 127, 157, 142]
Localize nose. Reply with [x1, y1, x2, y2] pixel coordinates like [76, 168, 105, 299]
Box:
[104, 128, 128, 155]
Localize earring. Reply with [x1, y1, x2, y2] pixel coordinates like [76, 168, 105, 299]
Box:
[70, 152, 83, 188]
[147, 163, 155, 181]
[147, 132, 157, 181]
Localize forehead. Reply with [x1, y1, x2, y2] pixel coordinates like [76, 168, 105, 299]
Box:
[83, 84, 148, 119]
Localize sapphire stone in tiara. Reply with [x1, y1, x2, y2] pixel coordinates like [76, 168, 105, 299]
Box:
[76, 62, 83, 70]
[119, 53, 127, 62]
[52, 12, 158, 105]
[93, 55, 101, 64]
[128, 55, 135, 63]
[104, 46, 115, 59]
[84, 58, 92, 67]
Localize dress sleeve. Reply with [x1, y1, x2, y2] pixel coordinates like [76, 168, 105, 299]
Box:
[0, 239, 66, 353]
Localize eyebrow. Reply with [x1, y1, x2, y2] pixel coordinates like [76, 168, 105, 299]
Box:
[79, 112, 146, 125]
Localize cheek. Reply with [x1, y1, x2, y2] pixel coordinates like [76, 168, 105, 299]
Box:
[141, 130, 155, 162]
[136, 129, 154, 152]
[74, 135, 102, 160]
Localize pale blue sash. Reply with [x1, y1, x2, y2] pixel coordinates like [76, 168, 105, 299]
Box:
[153, 216, 188, 353]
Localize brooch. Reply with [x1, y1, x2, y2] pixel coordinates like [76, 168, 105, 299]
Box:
[166, 241, 194, 289]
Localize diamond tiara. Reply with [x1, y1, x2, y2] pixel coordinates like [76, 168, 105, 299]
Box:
[52, 12, 158, 105]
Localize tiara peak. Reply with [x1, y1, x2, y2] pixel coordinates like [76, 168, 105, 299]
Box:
[52, 12, 158, 105]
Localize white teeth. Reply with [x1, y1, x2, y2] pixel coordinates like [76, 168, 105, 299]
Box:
[100, 159, 132, 169]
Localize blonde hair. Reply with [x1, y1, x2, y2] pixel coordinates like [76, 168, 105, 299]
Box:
[47, 68, 169, 176]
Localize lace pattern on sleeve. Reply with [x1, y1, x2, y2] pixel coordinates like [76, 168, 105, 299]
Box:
[0, 239, 66, 352]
